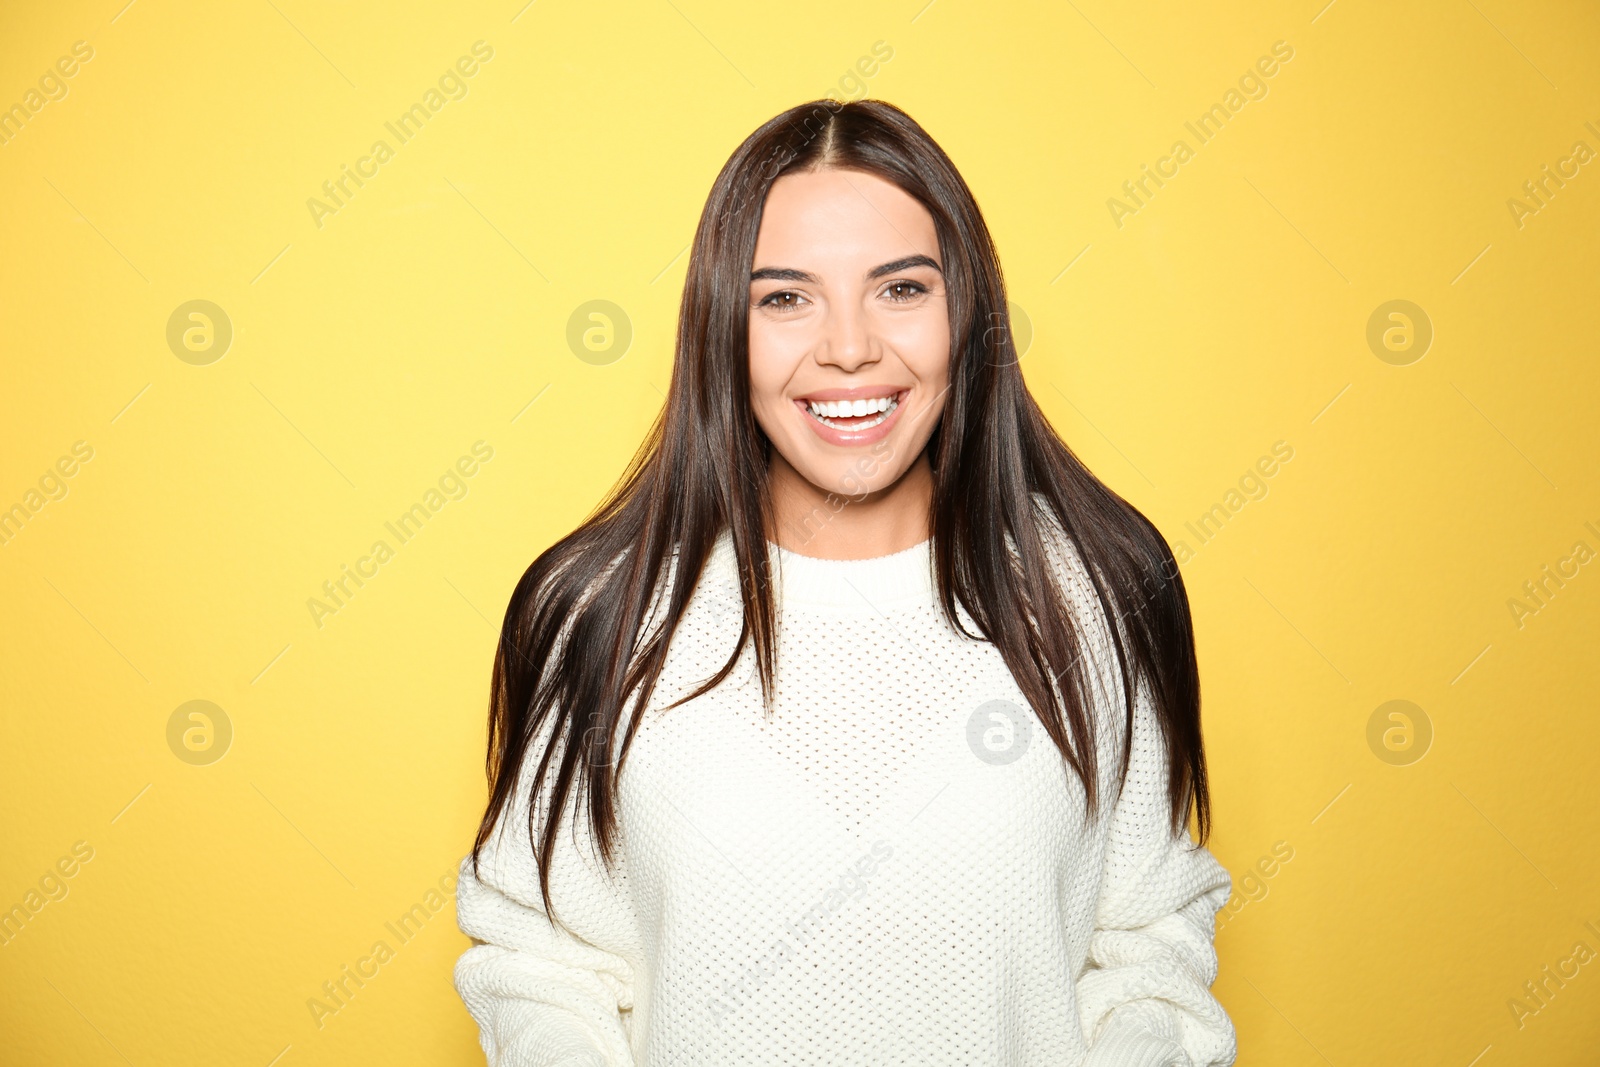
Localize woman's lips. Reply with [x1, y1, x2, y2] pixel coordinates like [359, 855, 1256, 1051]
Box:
[792, 389, 908, 447]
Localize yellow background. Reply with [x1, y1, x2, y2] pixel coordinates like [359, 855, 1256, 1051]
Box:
[2, 0, 1598, 1063]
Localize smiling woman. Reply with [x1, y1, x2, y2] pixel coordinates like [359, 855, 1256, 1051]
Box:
[452, 99, 1236, 1067]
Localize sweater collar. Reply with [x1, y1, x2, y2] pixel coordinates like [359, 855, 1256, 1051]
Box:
[704, 527, 938, 612]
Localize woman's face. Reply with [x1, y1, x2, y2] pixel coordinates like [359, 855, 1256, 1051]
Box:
[747, 166, 950, 501]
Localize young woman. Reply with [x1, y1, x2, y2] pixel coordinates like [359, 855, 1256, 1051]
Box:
[453, 99, 1237, 1067]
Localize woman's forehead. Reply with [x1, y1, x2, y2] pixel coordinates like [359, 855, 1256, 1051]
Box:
[754, 169, 939, 269]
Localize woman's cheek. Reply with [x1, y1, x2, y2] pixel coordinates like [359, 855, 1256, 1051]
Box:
[746, 340, 800, 431]
[890, 314, 950, 377]
[750, 317, 813, 367]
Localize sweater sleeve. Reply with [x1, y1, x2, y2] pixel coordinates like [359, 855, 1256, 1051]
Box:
[453, 721, 637, 1067]
[1075, 668, 1237, 1067]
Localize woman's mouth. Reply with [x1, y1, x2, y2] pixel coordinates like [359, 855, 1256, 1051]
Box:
[792, 389, 909, 445]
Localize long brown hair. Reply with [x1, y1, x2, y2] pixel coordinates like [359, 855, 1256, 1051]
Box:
[472, 98, 1214, 919]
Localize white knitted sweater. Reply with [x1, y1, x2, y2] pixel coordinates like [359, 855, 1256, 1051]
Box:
[454, 515, 1237, 1066]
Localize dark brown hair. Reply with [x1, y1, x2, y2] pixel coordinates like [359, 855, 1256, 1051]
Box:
[472, 98, 1214, 920]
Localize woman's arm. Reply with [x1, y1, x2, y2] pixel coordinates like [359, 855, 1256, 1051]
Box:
[1074, 668, 1237, 1067]
[454, 715, 637, 1067]
[1030, 499, 1236, 1066]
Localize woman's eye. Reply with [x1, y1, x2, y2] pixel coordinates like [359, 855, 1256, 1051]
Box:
[759, 290, 807, 311]
[884, 281, 926, 302]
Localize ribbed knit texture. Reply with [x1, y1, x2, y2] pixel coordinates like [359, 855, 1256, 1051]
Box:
[454, 507, 1237, 1066]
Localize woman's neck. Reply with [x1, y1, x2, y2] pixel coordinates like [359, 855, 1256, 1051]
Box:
[766, 450, 934, 560]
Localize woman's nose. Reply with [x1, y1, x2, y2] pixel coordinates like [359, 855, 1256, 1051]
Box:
[817, 301, 876, 371]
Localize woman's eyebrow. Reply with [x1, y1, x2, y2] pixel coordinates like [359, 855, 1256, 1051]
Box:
[750, 266, 816, 283]
[866, 254, 942, 279]
[749, 255, 944, 284]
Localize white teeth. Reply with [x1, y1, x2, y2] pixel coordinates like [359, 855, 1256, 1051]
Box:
[805, 394, 899, 430]
[806, 395, 897, 419]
